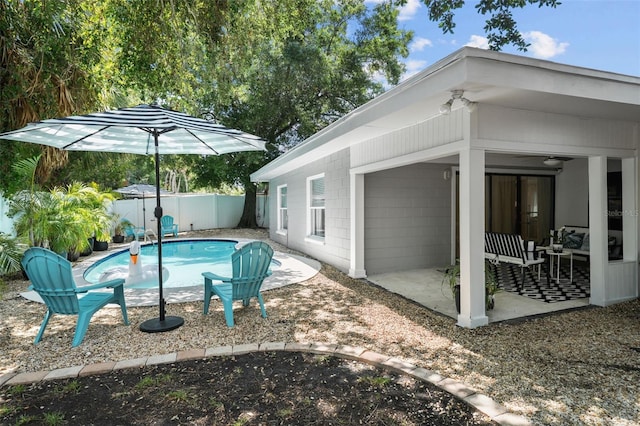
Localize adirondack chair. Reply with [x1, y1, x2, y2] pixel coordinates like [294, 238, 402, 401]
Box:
[21, 247, 130, 347]
[122, 220, 146, 241]
[202, 241, 274, 327]
[161, 215, 178, 237]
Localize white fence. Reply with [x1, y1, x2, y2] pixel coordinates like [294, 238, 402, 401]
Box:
[0, 192, 270, 236]
[113, 194, 246, 233]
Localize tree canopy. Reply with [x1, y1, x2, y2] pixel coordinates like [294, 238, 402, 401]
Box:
[0, 0, 560, 225]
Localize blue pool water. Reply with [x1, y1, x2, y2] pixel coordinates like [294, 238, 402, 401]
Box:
[83, 239, 279, 289]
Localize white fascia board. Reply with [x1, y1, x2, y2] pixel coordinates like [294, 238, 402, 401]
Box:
[465, 55, 640, 105]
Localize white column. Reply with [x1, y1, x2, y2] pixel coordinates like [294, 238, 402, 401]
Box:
[349, 172, 366, 278]
[457, 147, 488, 328]
[621, 157, 637, 261]
[588, 156, 607, 305]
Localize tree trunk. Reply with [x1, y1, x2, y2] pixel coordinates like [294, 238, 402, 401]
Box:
[237, 186, 258, 228]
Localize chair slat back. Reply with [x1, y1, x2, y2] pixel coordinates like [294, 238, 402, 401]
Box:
[485, 232, 527, 263]
[21, 247, 80, 314]
[161, 215, 174, 227]
[230, 241, 274, 300]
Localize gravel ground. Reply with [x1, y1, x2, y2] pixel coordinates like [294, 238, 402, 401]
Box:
[1, 228, 639, 425]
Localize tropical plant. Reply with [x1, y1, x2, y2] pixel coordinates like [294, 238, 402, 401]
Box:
[9, 180, 115, 256]
[0, 232, 24, 277]
[441, 259, 500, 310]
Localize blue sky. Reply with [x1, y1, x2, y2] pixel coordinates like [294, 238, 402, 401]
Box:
[382, 0, 640, 81]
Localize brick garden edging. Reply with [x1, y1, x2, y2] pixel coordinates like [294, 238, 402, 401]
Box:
[0, 342, 530, 426]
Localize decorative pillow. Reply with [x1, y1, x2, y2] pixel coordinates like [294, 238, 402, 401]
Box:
[580, 233, 590, 251]
[563, 232, 585, 249]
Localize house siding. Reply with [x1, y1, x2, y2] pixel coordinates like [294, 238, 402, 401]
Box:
[268, 148, 352, 272]
[351, 110, 465, 168]
[364, 164, 452, 274]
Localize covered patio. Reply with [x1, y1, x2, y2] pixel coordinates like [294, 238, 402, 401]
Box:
[367, 266, 591, 323]
[252, 47, 640, 328]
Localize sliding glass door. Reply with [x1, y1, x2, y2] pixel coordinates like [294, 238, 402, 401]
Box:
[456, 173, 555, 255]
[485, 174, 554, 243]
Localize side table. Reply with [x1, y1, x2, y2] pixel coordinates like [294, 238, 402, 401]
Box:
[546, 249, 573, 284]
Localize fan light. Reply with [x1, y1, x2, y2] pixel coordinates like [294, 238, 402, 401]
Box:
[543, 158, 563, 167]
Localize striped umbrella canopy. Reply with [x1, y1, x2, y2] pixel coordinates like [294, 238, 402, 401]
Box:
[0, 104, 266, 333]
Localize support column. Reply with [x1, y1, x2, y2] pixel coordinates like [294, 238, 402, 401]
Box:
[349, 172, 366, 278]
[588, 156, 608, 305]
[457, 147, 488, 328]
[621, 157, 637, 262]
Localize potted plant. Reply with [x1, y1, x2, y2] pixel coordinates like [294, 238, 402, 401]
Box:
[9, 180, 115, 258]
[442, 260, 500, 313]
[112, 215, 125, 243]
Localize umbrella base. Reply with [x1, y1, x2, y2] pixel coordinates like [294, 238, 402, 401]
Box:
[139, 316, 184, 333]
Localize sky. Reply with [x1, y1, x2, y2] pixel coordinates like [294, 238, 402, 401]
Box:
[381, 0, 640, 81]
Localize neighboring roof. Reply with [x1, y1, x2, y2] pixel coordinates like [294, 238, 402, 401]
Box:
[251, 47, 640, 182]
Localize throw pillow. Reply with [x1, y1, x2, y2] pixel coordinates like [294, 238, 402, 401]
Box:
[563, 232, 585, 249]
[580, 233, 590, 251]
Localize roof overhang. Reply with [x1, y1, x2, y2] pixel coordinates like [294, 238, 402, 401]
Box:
[252, 47, 640, 182]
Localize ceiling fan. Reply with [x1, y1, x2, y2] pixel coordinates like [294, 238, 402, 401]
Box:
[542, 156, 573, 167]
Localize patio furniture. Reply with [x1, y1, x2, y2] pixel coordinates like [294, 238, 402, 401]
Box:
[485, 232, 550, 288]
[123, 220, 146, 241]
[21, 247, 130, 347]
[161, 215, 179, 237]
[202, 241, 274, 327]
[546, 249, 574, 284]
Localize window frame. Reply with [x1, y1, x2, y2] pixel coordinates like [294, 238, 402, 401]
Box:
[276, 184, 288, 235]
[306, 173, 326, 242]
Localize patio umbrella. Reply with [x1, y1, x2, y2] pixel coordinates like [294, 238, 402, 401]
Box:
[0, 104, 266, 332]
[115, 183, 172, 230]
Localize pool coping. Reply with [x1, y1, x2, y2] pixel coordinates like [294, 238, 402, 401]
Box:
[20, 238, 321, 308]
[0, 341, 531, 426]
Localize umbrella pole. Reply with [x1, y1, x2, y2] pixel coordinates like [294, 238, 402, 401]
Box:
[140, 132, 184, 333]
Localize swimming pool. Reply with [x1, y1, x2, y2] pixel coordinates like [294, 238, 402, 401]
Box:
[83, 239, 280, 289]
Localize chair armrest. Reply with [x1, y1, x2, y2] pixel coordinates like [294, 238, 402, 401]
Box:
[75, 278, 125, 293]
[202, 272, 231, 282]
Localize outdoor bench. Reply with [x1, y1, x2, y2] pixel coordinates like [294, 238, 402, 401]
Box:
[484, 232, 550, 288]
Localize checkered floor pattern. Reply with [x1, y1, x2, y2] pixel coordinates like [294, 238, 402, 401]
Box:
[490, 261, 590, 303]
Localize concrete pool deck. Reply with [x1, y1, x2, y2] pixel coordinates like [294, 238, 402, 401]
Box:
[20, 238, 321, 308]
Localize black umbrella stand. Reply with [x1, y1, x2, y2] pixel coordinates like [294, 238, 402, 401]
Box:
[139, 132, 184, 333]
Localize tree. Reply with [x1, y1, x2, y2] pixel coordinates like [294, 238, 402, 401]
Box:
[1, 0, 561, 227]
[194, 0, 412, 227]
[416, 0, 561, 51]
[0, 0, 107, 189]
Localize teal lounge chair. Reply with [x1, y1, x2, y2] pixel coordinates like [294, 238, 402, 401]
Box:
[202, 241, 274, 326]
[161, 215, 178, 237]
[21, 247, 130, 347]
[122, 220, 146, 241]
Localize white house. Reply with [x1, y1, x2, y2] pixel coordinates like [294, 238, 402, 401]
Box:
[251, 47, 640, 328]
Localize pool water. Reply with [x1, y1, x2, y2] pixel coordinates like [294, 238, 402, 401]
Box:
[83, 239, 278, 289]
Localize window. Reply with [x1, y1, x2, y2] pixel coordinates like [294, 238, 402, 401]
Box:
[277, 185, 288, 233]
[307, 174, 325, 238]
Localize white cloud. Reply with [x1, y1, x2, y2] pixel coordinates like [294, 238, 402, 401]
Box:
[398, 0, 421, 21]
[465, 35, 490, 50]
[406, 59, 428, 74]
[410, 37, 433, 52]
[523, 31, 569, 59]
[400, 59, 429, 81]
